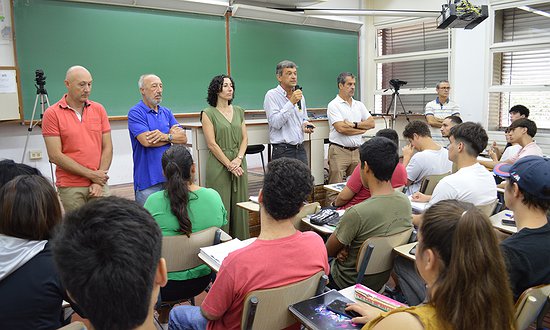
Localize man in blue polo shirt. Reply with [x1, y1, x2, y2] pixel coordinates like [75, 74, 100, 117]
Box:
[128, 74, 187, 205]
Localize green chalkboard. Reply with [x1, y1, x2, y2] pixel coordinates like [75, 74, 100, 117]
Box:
[13, 0, 226, 119]
[229, 18, 359, 110]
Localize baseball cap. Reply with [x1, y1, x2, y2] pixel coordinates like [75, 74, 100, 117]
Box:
[494, 156, 550, 200]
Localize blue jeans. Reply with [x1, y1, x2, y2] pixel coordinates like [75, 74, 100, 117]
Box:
[168, 306, 208, 330]
[271, 143, 308, 165]
[134, 183, 163, 206]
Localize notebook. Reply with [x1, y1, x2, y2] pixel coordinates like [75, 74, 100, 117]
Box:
[354, 284, 407, 312]
[289, 290, 362, 330]
[198, 238, 256, 269]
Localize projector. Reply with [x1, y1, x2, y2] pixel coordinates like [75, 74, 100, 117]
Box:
[437, 1, 488, 29]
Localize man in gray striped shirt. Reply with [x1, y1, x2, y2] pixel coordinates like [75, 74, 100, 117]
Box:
[264, 60, 315, 165]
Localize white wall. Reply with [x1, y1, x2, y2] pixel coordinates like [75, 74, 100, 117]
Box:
[0, 121, 134, 185]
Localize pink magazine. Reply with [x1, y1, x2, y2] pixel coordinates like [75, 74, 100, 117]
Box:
[354, 284, 407, 312]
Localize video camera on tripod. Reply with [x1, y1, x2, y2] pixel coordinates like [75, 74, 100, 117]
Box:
[384, 78, 410, 127]
[35, 69, 47, 94]
[22, 68, 51, 164]
[389, 78, 407, 91]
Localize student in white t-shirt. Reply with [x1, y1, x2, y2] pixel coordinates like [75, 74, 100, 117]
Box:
[401, 120, 452, 195]
[412, 122, 497, 226]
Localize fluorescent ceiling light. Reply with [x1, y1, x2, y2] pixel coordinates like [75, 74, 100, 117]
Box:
[518, 5, 550, 19]
[67, 0, 230, 16]
[303, 9, 440, 18]
[232, 4, 362, 31]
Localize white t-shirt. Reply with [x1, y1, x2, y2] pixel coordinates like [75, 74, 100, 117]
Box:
[425, 97, 460, 119]
[328, 95, 371, 147]
[428, 162, 497, 207]
[406, 147, 453, 195]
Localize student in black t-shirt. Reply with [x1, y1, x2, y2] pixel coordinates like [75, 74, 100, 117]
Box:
[494, 156, 550, 300]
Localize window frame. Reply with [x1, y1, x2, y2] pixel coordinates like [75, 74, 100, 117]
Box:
[488, 0, 550, 130]
[373, 18, 452, 114]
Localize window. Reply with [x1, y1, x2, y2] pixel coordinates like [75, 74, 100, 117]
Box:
[490, 2, 550, 129]
[374, 21, 450, 114]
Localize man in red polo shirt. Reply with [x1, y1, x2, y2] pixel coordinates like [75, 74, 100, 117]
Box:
[42, 66, 113, 212]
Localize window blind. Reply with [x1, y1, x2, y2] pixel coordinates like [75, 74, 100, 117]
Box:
[376, 21, 449, 114]
[494, 3, 550, 128]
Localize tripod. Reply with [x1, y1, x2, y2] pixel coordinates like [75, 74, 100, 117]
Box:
[21, 82, 55, 180]
[384, 88, 410, 129]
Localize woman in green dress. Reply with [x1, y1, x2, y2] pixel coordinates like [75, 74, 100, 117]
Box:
[201, 74, 249, 240]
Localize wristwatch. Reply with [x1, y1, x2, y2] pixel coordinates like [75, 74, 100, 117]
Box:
[167, 134, 173, 142]
[354, 122, 358, 129]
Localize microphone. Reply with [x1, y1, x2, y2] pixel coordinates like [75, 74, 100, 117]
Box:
[295, 85, 303, 110]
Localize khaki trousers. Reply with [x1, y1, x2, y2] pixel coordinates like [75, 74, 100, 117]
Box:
[327, 144, 360, 201]
[58, 185, 110, 212]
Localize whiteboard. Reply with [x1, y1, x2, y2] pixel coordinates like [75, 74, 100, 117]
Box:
[0, 69, 20, 120]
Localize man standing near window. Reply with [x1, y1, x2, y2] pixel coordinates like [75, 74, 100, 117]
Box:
[425, 80, 460, 129]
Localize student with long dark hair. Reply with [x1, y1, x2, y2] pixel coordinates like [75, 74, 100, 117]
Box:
[144, 145, 227, 301]
[346, 200, 515, 330]
[0, 173, 65, 329]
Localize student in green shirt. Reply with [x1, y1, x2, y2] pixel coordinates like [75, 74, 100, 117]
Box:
[144, 145, 227, 302]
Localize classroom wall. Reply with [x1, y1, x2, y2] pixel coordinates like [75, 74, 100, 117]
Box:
[1, 0, 549, 186]
[0, 0, 361, 185]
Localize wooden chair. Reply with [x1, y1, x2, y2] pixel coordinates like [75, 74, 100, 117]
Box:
[418, 173, 450, 195]
[476, 198, 499, 216]
[355, 228, 414, 288]
[158, 227, 227, 319]
[515, 284, 550, 330]
[292, 202, 321, 231]
[241, 271, 328, 330]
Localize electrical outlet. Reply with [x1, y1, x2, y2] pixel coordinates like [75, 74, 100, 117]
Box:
[29, 150, 43, 160]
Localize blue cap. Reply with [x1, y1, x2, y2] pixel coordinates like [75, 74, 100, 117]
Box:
[494, 156, 550, 200]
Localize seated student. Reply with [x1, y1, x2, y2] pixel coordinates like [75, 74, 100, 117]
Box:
[52, 196, 168, 330]
[489, 127, 521, 163]
[346, 200, 515, 330]
[333, 129, 407, 209]
[401, 121, 452, 195]
[480, 118, 543, 169]
[439, 115, 462, 140]
[494, 156, 550, 300]
[326, 137, 412, 291]
[412, 122, 497, 226]
[0, 159, 41, 185]
[169, 158, 329, 330]
[490, 104, 529, 160]
[144, 145, 227, 303]
[0, 173, 66, 329]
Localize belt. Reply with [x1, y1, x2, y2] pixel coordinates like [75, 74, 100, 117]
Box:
[330, 142, 358, 151]
[272, 143, 303, 149]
